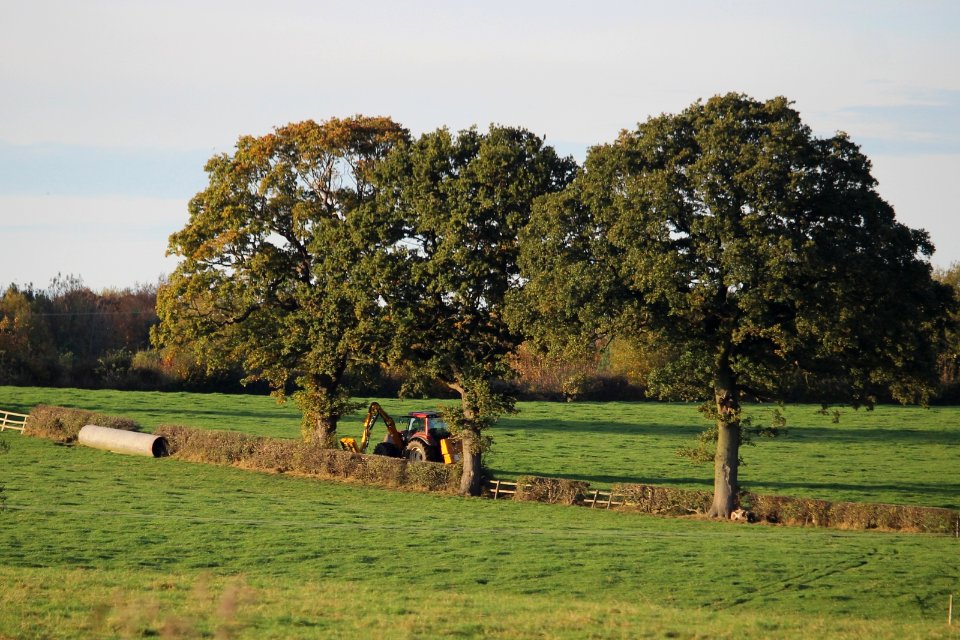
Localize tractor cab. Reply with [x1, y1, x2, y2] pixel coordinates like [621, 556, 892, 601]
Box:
[401, 411, 450, 446]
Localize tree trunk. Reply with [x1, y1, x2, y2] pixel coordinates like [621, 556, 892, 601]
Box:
[314, 415, 339, 449]
[458, 427, 482, 496]
[449, 380, 483, 497]
[295, 373, 343, 448]
[708, 419, 740, 517]
[708, 351, 740, 518]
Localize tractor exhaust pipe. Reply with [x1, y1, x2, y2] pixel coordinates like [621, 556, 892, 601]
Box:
[78, 424, 169, 458]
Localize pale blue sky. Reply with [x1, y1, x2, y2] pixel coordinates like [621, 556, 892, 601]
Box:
[2, 0, 958, 290]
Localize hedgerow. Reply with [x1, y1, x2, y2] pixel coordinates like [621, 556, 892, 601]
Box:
[153, 424, 460, 493]
[610, 482, 959, 533]
[27, 405, 140, 443]
[22, 410, 960, 534]
[613, 483, 713, 516]
[514, 476, 589, 505]
[743, 493, 959, 534]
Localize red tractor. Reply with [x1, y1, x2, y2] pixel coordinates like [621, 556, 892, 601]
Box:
[340, 403, 460, 464]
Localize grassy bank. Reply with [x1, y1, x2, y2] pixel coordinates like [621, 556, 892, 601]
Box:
[1, 433, 958, 638]
[2, 386, 958, 508]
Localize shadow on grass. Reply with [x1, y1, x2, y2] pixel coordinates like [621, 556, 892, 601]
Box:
[499, 419, 704, 436]
[743, 480, 960, 508]
[500, 418, 960, 446]
[782, 426, 960, 445]
[149, 407, 287, 420]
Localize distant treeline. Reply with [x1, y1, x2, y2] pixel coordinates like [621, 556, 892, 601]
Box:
[0, 275, 242, 393]
[0, 275, 171, 390]
[2, 270, 959, 403]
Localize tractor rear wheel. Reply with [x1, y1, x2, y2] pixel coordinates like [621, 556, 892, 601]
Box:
[405, 439, 431, 462]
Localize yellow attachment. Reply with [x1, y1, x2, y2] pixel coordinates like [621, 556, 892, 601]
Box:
[339, 436, 361, 453]
[440, 438, 461, 464]
[339, 402, 403, 454]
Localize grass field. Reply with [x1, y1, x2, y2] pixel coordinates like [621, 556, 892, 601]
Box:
[2, 386, 959, 507]
[1, 432, 959, 639]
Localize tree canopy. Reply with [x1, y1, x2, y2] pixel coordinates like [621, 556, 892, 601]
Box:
[376, 125, 577, 494]
[154, 116, 409, 443]
[514, 94, 954, 516]
[153, 100, 954, 507]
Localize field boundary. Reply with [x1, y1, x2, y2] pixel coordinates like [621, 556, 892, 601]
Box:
[0, 409, 28, 433]
[484, 480, 625, 509]
[487, 477, 960, 535]
[582, 488, 626, 509]
[17, 405, 960, 536]
[486, 479, 523, 500]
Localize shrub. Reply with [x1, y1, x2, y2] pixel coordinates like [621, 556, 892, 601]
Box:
[27, 405, 139, 443]
[354, 454, 407, 487]
[405, 460, 460, 492]
[742, 492, 959, 533]
[514, 476, 589, 505]
[154, 425, 260, 464]
[293, 445, 363, 478]
[613, 483, 713, 515]
[150, 424, 193, 455]
[153, 425, 461, 494]
[249, 438, 298, 473]
[290, 443, 342, 477]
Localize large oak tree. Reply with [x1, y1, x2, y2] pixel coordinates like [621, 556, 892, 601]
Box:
[377, 125, 577, 494]
[514, 94, 953, 516]
[154, 116, 408, 444]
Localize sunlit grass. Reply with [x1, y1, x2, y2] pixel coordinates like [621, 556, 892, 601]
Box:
[1, 433, 958, 638]
[3, 386, 958, 507]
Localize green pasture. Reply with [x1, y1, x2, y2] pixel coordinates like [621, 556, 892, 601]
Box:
[1, 433, 958, 639]
[2, 386, 959, 508]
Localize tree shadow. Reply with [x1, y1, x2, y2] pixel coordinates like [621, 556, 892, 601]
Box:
[498, 417, 960, 446]
[743, 479, 960, 505]
[780, 426, 960, 445]
[153, 407, 287, 420]
[498, 418, 703, 437]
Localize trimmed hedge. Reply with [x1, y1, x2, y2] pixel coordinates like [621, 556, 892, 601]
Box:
[23, 410, 959, 535]
[609, 482, 959, 534]
[743, 493, 960, 534]
[514, 476, 589, 505]
[27, 405, 140, 443]
[613, 483, 713, 516]
[153, 424, 460, 494]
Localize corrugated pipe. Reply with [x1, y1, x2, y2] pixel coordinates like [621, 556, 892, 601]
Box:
[78, 424, 169, 458]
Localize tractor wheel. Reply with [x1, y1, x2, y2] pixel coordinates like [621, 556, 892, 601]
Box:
[373, 442, 402, 458]
[405, 439, 432, 462]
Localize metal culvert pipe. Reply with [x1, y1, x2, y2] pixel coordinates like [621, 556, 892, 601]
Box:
[78, 424, 169, 458]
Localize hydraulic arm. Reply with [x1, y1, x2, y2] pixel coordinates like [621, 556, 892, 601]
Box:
[339, 402, 403, 453]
